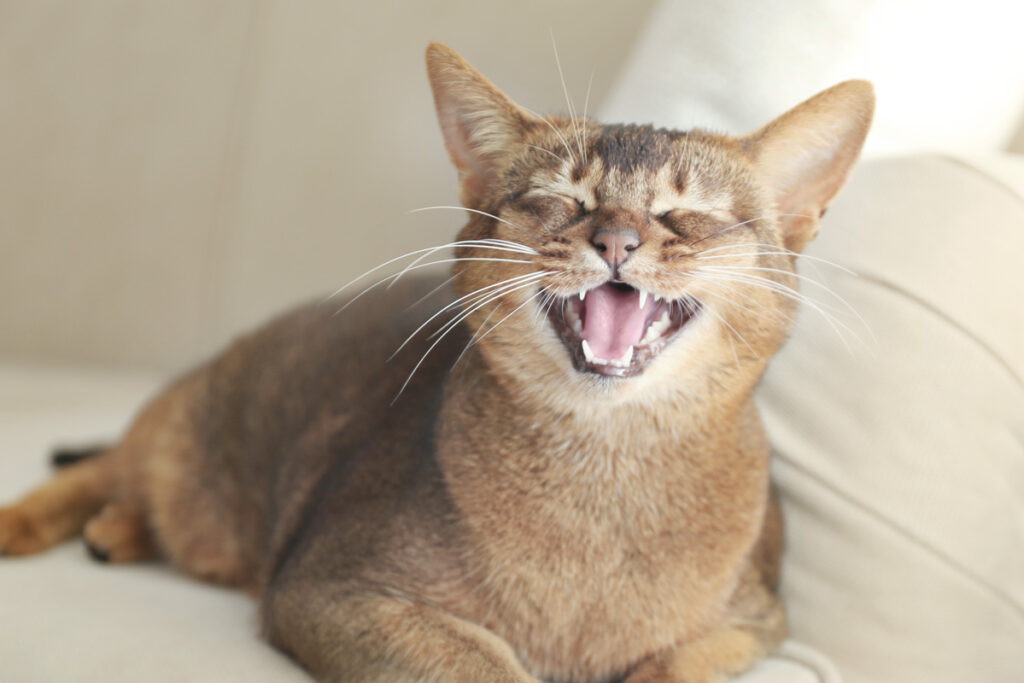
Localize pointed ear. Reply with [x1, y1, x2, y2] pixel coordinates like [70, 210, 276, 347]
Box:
[743, 80, 875, 253]
[426, 43, 535, 206]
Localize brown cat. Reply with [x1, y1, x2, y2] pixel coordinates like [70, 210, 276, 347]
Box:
[0, 44, 873, 682]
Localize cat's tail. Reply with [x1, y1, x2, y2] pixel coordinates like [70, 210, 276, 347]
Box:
[51, 443, 111, 469]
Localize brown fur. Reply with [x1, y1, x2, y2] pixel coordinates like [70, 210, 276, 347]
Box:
[0, 44, 873, 682]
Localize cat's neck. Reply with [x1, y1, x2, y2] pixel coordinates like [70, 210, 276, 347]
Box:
[436, 350, 770, 509]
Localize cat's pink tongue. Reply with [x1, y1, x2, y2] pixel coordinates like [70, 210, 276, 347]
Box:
[582, 284, 649, 359]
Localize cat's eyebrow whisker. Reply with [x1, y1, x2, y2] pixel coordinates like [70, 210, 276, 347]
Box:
[409, 206, 542, 245]
[392, 278, 548, 404]
[527, 144, 569, 166]
[549, 30, 585, 165]
[521, 104, 578, 167]
[390, 271, 551, 360]
[331, 257, 535, 317]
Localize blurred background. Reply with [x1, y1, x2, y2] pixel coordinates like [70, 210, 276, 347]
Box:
[1, 0, 1021, 374]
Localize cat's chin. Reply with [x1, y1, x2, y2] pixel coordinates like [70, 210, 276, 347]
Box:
[546, 281, 701, 379]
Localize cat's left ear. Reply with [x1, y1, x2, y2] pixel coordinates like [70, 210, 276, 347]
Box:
[742, 81, 875, 253]
[426, 43, 536, 207]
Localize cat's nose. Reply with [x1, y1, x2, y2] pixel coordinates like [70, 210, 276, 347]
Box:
[591, 229, 641, 275]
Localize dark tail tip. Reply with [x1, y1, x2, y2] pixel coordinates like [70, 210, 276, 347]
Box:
[51, 444, 109, 469]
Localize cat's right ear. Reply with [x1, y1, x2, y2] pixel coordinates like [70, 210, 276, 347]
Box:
[426, 43, 534, 206]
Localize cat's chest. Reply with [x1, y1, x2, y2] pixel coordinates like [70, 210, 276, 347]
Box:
[450, 457, 765, 681]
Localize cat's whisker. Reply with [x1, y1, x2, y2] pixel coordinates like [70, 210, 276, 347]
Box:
[549, 31, 585, 166]
[391, 271, 551, 359]
[387, 241, 536, 290]
[687, 276, 795, 328]
[687, 299, 757, 359]
[428, 275, 549, 343]
[521, 104, 577, 167]
[693, 269, 863, 350]
[697, 264, 871, 337]
[462, 286, 546, 355]
[392, 278, 548, 404]
[527, 144, 569, 166]
[694, 243, 855, 276]
[327, 239, 536, 302]
[331, 257, 535, 318]
[402, 272, 462, 313]
[581, 69, 595, 159]
[408, 206, 543, 246]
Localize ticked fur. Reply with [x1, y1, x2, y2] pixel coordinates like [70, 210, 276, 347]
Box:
[0, 43, 873, 683]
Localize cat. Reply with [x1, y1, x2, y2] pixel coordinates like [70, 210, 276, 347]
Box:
[0, 43, 873, 682]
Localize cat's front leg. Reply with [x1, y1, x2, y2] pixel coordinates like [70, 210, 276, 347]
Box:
[265, 583, 541, 683]
[624, 578, 786, 683]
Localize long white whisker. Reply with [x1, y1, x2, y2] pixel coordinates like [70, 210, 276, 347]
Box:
[390, 271, 550, 359]
[392, 278, 546, 404]
[428, 277, 546, 343]
[697, 264, 871, 335]
[521, 104, 577, 166]
[402, 272, 461, 313]
[408, 206, 542, 245]
[527, 144, 568, 165]
[549, 30, 583, 165]
[331, 257, 534, 317]
[387, 241, 536, 290]
[694, 270, 862, 350]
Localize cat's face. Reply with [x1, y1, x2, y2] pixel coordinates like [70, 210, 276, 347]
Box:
[427, 44, 873, 408]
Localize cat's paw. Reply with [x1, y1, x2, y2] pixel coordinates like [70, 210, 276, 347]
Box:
[0, 506, 49, 556]
[82, 502, 155, 563]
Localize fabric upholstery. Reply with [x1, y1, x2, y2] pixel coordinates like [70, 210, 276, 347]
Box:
[760, 154, 1024, 683]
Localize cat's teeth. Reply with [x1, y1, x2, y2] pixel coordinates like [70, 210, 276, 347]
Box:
[581, 339, 596, 363]
[641, 310, 672, 344]
[565, 306, 583, 335]
[579, 289, 587, 302]
[614, 345, 634, 366]
[638, 289, 648, 309]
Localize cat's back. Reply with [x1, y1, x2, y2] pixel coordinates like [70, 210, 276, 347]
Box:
[157, 274, 465, 587]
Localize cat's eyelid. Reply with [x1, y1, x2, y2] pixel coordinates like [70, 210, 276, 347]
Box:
[522, 188, 594, 213]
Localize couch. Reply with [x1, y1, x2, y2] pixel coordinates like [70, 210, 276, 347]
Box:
[2, 1, 1022, 681]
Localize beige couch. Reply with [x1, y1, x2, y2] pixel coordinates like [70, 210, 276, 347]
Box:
[2, 2, 1022, 681]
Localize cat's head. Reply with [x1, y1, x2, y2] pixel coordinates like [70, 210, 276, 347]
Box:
[425, 43, 873, 409]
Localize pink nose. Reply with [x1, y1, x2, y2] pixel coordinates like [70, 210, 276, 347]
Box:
[591, 229, 641, 275]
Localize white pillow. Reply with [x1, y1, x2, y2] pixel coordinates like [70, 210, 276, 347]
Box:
[600, 0, 1024, 157]
[759, 154, 1024, 683]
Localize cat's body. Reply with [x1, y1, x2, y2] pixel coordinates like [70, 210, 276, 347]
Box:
[0, 44, 872, 682]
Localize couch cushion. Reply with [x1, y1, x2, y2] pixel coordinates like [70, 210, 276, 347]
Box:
[759, 154, 1024, 682]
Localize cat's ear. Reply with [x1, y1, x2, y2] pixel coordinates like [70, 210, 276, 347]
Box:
[742, 80, 874, 253]
[426, 43, 535, 206]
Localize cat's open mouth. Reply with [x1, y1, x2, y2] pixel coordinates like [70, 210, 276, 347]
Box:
[547, 281, 700, 378]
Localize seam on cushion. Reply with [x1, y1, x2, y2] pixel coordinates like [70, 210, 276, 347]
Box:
[774, 452, 1024, 624]
[935, 154, 1024, 205]
[838, 270, 1024, 392]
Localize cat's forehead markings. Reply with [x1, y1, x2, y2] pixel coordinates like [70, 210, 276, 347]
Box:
[530, 158, 603, 210]
[650, 164, 734, 220]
